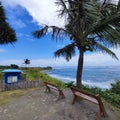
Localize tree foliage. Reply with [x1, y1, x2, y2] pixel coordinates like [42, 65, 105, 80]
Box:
[0, 2, 17, 44]
[10, 64, 19, 69]
[24, 59, 30, 69]
[24, 59, 30, 65]
[110, 80, 120, 94]
[33, 0, 120, 88]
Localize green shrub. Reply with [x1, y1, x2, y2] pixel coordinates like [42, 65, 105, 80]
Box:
[65, 81, 75, 87]
[110, 80, 120, 94]
[39, 72, 66, 88]
[100, 91, 120, 108]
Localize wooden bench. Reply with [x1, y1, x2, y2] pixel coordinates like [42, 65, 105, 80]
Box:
[70, 87, 107, 120]
[44, 81, 65, 100]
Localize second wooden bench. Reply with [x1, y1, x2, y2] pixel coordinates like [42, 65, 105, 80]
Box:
[44, 81, 65, 100]
[70, 87, 107, 120]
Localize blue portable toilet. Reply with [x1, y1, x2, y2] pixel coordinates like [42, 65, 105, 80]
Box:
[2, 69, 23, 84]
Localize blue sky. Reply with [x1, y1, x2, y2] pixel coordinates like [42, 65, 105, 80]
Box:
[1, 0, 120, 67]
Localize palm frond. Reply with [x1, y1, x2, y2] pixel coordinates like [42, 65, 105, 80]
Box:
[84, 0, 120, 39]
[55, 0, 71, 18]
[0, 3, 17, 44]
[32, 26, 49, 38]
[85, 12, 120, 48]
[54, 43, 75, 61]
[117, 0, 120, 11]
[83, 0, 100, 26]
[55, 0, 78, 19]
[0, 22, 17, 44]
[33, 25, 68, 40]
[51, 26, 67, 40]
[93, 42, 118, 60]
[86, 11, 120, 34]
[94, 23, 120, 44]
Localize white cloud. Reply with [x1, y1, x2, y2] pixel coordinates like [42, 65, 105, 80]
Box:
[84, 52, 120, 66]
[12, 19, 26, 28]
[0, 59, 23, 66]
[0, 49, 120, 67]
[0, 49, 6, 53]
[3, 0, 119, 28]
[2, 0, 65, 27]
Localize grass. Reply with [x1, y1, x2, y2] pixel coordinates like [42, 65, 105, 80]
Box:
[25, 68, 41, 80]
[24, 68, 66, 88]
[0, 89, 28, 105]
[39, 72, 66, 88]
[0, 67, 65, 106]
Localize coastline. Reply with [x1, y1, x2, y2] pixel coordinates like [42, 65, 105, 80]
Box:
[46, 66, 120, 89]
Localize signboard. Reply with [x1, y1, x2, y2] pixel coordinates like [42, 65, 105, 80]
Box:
[7, 76, 18, 83]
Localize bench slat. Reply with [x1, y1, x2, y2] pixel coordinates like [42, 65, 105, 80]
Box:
[47, 84, 58, 91]
[75, 92, 98, 104]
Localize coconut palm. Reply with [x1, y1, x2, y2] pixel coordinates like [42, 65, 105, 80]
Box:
[33, 0, 120, 88]
[24, 59, 30, 69]
[0, 2, 16, 44]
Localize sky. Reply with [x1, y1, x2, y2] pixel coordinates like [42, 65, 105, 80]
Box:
[0, 0, 120, 67]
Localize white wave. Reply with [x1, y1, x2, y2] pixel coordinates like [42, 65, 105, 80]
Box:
[53, 66, 77, 70]
[48, 74, 113, 89]
[49, 74, 75, 82]
[82, 80, 113, 89]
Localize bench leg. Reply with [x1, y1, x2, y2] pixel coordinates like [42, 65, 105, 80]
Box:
[97, 104, 107, 120]
[97, 97, 107, 117]
[45, 86, 51, 93]
[98, 102, 107, 118]
[52, 90, 65, 101]
[59, 90, 65, 99]
[97, 110, 101, 120]
[72, 95, 77, 104]
[100, 105, 107, 117]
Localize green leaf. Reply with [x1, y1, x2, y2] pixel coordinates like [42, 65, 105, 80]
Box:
[54, 43, 75, 61]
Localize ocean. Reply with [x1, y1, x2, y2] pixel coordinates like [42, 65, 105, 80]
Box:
[47, 66, 120, 89]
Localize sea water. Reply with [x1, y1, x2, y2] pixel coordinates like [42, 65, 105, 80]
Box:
[47, 66, 120, 89]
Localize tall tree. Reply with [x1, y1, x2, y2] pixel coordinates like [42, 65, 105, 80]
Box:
[0, 2, 17, 44]
[33, 0, 120, 88]
[24, 59, 30, 69]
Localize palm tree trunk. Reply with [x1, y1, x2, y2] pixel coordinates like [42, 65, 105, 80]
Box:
[76, 48, 84, 89]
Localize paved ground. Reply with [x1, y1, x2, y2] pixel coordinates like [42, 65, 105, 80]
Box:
[0, 87, 119, 120]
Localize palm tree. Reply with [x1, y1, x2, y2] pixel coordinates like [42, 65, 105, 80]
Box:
[24, 59, 30, 69]
[0, 2, 17, 44]
[33, 0, 120, 88]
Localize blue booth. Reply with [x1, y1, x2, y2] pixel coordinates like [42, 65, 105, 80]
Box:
[2, 69, 23, 84]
